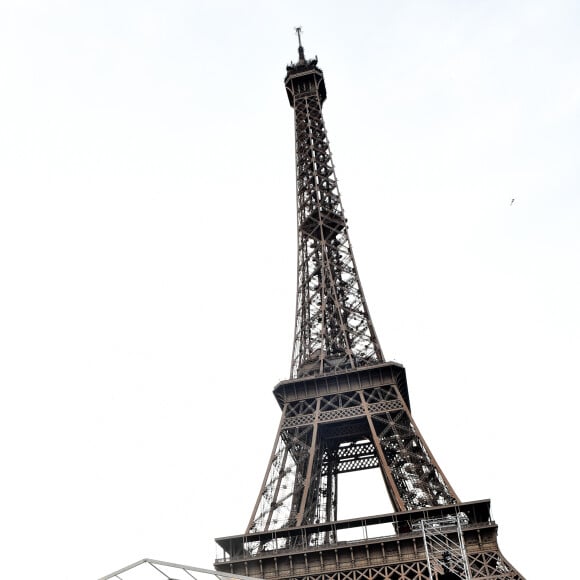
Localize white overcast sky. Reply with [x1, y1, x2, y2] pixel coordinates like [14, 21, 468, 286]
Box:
[1, 2, 578, 579]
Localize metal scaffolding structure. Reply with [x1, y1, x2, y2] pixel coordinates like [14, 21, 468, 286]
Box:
[215, 31, 525, 580]
[418, 515, 471, 580]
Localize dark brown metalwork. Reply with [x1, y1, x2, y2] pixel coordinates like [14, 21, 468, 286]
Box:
[215, 34, 525, 580]
[287, 31, 382, 380]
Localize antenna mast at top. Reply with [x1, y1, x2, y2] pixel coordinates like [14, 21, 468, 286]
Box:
[295, 26, 305, 62]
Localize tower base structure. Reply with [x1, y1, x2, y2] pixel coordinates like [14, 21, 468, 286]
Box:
[215, 499, 522, 580]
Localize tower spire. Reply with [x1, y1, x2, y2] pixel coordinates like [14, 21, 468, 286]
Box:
[295, 26, 305, 62]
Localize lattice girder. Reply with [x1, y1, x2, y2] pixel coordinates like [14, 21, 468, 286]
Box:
[287, 62, 383, 379]
[468, 551, 524, 579]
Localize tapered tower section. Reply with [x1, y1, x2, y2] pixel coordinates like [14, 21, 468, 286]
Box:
[287, 39, 382, 379]
[215, 36, 525, 580]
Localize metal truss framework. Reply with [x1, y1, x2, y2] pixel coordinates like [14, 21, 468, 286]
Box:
[215, 36, 525, 580]
[288, 46, 383, 379]
[246, 367, 457, 536]
[99, 559, 259, 580]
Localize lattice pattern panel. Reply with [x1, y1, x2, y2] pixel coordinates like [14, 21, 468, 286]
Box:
[286, 398, 318, 418]
[320, 392, 365, 412]
[364, 385, 400, 404]
[286, 562, 432, 580]
[282, 395, 402, 428]
[321, 440, 379, 475]
[468, 551, 524, 579]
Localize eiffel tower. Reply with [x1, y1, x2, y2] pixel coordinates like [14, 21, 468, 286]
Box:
[215, 32, 525, 580]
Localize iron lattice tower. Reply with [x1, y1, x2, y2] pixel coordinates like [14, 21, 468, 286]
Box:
[289, 35, 382, 380]
[215, 36, 525, 580]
